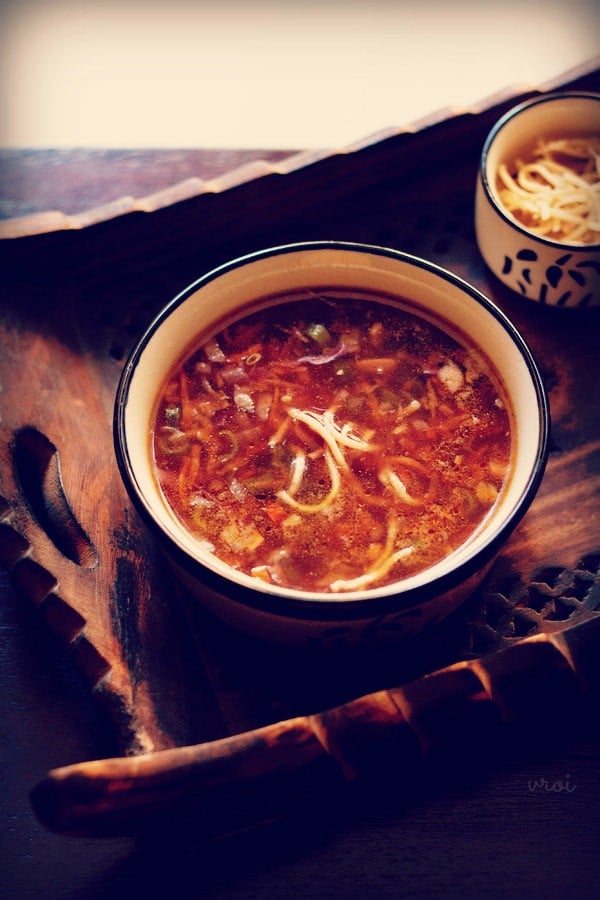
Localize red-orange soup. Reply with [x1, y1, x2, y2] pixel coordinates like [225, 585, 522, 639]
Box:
[151, 291, 512, 593]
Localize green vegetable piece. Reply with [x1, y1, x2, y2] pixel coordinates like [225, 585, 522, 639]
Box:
[158, 427, 189, 456]
[219, 430, 238, 462]
[164, 405, 181, 426]
[306, 322, 331, 346]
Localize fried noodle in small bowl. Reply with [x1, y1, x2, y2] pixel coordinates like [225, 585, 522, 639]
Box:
[475, 91, 600, 308]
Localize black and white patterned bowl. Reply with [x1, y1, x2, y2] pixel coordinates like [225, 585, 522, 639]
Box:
[114, 243, 549, 646]
[475, 92, 600, 308]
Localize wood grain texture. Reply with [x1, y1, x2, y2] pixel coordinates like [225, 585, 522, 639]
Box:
[1, 67, 599, 845]
[1, 57, 598, 241]
[0, 148, 297, 222]
[28, 619, 599, 838]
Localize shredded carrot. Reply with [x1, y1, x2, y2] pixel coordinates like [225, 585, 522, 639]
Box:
[263, 502, 287, 526]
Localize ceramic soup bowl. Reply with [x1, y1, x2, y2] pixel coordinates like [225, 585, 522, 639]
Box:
[475, 91, 600, 308]
[114, 242, 549, 645]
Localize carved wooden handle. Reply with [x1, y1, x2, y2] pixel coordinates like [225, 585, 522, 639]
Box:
[12, 427, 98, 568]
[31, 616, 600, 838]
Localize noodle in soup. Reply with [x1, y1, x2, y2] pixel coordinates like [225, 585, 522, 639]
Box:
[151, 291, 512, 593]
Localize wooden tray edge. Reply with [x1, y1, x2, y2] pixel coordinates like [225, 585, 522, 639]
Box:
[2, 57, 598, 242]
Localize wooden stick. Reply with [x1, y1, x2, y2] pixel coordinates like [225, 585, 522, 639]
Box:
[30, 616, 600, 838]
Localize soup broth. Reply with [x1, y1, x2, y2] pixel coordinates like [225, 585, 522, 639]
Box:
[151, 291, 512, 593]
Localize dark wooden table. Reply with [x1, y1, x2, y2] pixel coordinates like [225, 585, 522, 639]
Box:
[2, 67, 600, 899]
[3, 551, 599, 900]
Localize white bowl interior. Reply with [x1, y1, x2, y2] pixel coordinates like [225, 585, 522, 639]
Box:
[485, 93, 600, 218]
[122, 246, 544, 602]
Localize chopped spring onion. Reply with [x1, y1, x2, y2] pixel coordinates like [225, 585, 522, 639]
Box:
[157, 427, 190, 456]
[306, 322, 331, 345]
[218, 429, 238, 462]
[164, 405, 181, 425]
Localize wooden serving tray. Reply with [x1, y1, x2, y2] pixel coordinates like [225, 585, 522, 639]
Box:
[1, 61, 599, 792]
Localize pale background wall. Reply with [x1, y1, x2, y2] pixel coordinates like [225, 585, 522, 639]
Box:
[0, 0, 598, 150]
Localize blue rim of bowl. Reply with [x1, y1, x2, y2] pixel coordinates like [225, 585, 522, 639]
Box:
[479, 91, 600, 251]
[114, 241, 550, 623]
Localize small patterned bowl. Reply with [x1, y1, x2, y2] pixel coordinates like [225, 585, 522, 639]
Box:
[475, 92, 600, 308]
